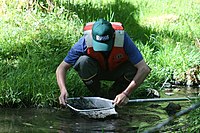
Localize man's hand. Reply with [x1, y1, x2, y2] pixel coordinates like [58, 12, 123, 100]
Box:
[113, 92, 129, 106]
[59, 89, 68, 105]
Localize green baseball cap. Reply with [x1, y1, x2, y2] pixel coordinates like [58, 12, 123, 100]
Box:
[92, 18, 115, 51]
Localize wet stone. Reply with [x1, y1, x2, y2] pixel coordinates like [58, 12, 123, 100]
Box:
[164, 102, 181, 116]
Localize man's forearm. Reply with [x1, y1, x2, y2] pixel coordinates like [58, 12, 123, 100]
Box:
[56, 61, 71, 93]
[124, 65, 151, 96]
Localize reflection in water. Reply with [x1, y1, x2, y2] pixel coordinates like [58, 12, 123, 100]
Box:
[0, 103, 171, 133]
[0, 106, 165, 133]
[0, 87, 198, 133]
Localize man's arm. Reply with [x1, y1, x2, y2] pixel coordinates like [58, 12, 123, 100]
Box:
[113, 59, 151, 106]
[56, 61, 72, 105]
[124, 59, 151, 95]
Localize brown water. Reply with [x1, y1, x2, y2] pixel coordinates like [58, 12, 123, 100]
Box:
[0, 105, 165, 133]
[0, 87, 199, 133]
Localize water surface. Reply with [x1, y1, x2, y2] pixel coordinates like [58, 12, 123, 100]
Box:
[0, 86, 199, 133]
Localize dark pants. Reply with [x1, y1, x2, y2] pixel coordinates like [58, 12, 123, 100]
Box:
[73, 55, 137, 99]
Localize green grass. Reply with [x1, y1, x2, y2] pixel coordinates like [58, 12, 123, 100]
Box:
[0, 0, 199, 131]
[0, 0, 199, 107]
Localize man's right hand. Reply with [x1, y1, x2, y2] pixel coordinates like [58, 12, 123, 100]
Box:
[56, 61, 71, 106]
[59, 90, 68, 105]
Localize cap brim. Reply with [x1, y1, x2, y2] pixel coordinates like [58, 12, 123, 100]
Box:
[92, 39, 113, 51]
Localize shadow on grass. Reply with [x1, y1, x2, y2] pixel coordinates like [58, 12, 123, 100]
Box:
[63, 0, 153, 44]
[63, 0, 195, 47]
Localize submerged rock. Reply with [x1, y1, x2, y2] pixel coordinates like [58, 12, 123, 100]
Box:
[164, 102, 181, 116]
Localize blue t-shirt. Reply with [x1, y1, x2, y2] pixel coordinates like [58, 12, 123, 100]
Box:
[64, 32, 143, 66]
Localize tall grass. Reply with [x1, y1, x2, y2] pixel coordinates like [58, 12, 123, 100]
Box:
[0, 0, 199, 107]
[133, 0, 200, 86]
[0, 1, 84, 107]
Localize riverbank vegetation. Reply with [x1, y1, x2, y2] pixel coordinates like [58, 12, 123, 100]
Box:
[0, 0, 199, 131]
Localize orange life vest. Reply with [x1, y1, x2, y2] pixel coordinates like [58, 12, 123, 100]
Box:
[83, 22, 128, 71]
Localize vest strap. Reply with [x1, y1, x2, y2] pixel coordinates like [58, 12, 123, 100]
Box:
[84, 30, 93, 47]
[114, 30, 124, 47]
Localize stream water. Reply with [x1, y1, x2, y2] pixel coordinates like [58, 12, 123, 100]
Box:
[0, 87, 199, 133]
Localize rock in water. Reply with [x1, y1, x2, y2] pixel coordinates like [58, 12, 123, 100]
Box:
[164, 102, 181, 116]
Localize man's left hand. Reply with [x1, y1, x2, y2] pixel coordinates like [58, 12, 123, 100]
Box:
[113, 92, 129, 106]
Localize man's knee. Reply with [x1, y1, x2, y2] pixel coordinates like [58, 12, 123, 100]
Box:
[121, 62, 138, 82]
[124, 67, 137, 82]
[73, 55, 99, 80]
